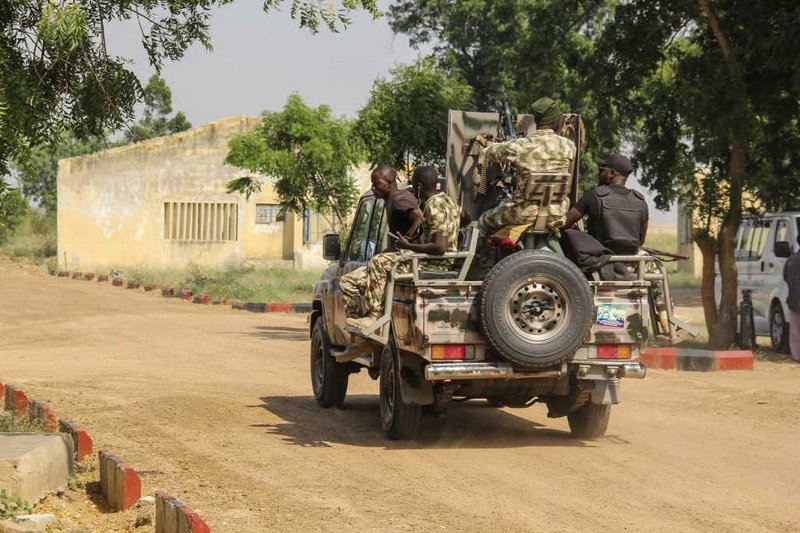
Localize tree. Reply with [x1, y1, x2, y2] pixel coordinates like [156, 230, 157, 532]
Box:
[591, 0, 800, 347]
[125, 75, 192, 143]
[355, 60, 474, 171]
[388, 0, 618, 178]
[225, 94, 360, 226]
[0, 180, 28, 242]
[0, 1, 379, 177]
[13, 76, 190, 215]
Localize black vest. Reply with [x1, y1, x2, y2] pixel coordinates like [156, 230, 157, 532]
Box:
[591, 185, 646, 255]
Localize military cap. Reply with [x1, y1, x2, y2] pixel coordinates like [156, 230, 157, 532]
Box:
[597, 153, 634, 177]
[531, 97, 561, 126]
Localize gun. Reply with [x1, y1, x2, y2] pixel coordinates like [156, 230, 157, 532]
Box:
[497, 93, 516, 142]
[641, 247, 690, 260]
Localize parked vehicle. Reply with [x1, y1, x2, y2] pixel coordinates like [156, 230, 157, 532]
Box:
[716, 212, 800, 352]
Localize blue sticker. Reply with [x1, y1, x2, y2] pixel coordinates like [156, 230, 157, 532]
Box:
[596, 304, 626, 328]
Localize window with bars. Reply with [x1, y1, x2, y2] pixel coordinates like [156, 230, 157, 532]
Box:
[163, 202, 238, 241]
[303, 210, 336, 243]
[255, 203, 281, 224]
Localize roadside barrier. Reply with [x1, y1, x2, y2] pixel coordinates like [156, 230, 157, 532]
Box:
[156, 492, 211, 533]
[640, 347, 753, 371]
[99, 451, 142, 511]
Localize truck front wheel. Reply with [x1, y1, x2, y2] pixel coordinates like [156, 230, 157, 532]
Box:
[380, 338, 421, 440]
[567, 402, 610, 439]
[310, 318, 348, 408]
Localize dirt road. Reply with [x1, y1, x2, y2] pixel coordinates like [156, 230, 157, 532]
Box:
[2, 261, 799, 532]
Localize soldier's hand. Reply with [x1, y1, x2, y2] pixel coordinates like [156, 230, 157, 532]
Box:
[395, 234, 410, 249]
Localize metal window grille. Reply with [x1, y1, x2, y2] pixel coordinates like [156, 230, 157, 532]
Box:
[163, 202, 238, 241]
[255, 204, 280, 224]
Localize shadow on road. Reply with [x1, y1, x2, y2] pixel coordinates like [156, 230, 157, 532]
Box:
[239, 325, 308, 342]
[253, 394, 604, 449]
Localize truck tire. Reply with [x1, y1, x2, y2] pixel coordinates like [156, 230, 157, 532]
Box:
[379, 337, 421, 440]
[480, 250, 593, 369]
[310, 318, 348, 408]
[769, 303, 789, 353]
[567, 402, 610, 439]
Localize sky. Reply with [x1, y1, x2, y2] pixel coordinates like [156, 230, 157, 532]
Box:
[106, 1, 675, 225]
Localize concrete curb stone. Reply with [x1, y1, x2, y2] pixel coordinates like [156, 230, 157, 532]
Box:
[4, 384, 28, 417]
[82, 273, 96, 281]
[640, 347, 753, 371]
[245, 302, 266, 313]
[58, 420, 93, 461]
[27, 399, 57, 432]
[192, 294, 209, 305]
[71, 272, 82, 280]
[155, 492, 211, 533]
[144, 283, 158, 291]
[112, 278, 124, 287]
[161, 287, 175, 297]
[127, 281, 141, 289]
[98, 451, 142, 511]
[97, 274, 110, 282]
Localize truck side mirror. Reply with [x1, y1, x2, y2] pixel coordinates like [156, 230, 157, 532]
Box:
[322, 234, 341, 261]
[775, 241, 792, 258]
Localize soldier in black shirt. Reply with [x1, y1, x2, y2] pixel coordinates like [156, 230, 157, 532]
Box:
[564, 153, 648, 255]
[370, 165, 423, 252]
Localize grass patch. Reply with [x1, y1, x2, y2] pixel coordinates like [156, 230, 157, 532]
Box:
[0, 210, 57, 266]
[0, 489, 32, 521]
[125, 265, 321, 303]
[0, 411, 43, 432]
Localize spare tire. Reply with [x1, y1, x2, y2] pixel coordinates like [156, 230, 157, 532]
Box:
[480, 250, 593, 369]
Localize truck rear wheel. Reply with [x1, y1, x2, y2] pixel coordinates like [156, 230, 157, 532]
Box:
[380, 337, 421, 440]
[310, 318, 348, 408]
[567, 402, 610, 439]
[480, 250, 593, 369]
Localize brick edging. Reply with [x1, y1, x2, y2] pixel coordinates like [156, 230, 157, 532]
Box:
[52, 271, 312, 314]
[640, 347, 753, 371]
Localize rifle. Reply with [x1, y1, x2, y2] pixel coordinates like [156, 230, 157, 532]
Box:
[497, 93, 516, 141]
[641, 247, 689, 261]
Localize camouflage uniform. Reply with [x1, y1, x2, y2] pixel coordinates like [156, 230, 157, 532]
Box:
[359, 192, 460, 316]
[340, 266, 367, 317]
[478, 129, 576, 236]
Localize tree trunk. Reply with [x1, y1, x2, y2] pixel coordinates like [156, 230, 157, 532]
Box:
[695, 230, 719, 339]
[709, 139, 745, 348]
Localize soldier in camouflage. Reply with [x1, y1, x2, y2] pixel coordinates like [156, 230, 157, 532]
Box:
[346, 166, 460, 331]
[475, 97, 577, 237]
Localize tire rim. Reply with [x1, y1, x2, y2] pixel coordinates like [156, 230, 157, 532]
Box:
[505, 276, 569, 343]
[385, 359, 396, 415]
[771, 310, 784, 346]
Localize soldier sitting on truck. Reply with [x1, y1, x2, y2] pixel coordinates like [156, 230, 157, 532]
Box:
[340, 165, 423, 318]
[563, 153, 648, 255]
[474, 97, 577, 238]
[345, 166, 460, 332]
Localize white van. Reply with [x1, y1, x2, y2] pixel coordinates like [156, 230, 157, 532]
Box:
[718, 212, 800, 351]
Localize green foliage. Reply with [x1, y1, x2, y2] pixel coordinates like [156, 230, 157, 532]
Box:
[226, 94, 360, 224]
[0, 489, 32, 520]
[0, 210, 57, 260]
[388, 0, 618, 178]
[355, 59, 474, 170]
[0, 181, 28, 240]
[126, 265, 319, 303]
[0, 0, 377, 177]
[125, 75, 192, 143]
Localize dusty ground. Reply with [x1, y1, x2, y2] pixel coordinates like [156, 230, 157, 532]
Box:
[1, 260, 799, 532]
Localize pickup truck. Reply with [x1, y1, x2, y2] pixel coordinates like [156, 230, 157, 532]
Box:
[308, 190, 693, 440]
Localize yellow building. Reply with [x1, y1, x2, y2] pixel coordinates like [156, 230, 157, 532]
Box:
[57, 115, 368, 272]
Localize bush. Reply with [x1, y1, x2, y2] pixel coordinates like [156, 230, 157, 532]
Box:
[0, 210, 57, 261]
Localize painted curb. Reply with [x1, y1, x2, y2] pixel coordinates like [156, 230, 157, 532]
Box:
[155, 492, 211, 533]
[640, 348, 753, 371]
[58, 419, 94, 461]
[112, 278, 124, 287]
[99, 451, 142, 511]
[4, 384, 28, 417]
[82, 273, 96, 281]
[97, 274, 110, 282]
[127, 280, 141, 289]
[28, 399, 57, 432]
[192, 294, 210, 305]
[144, 283, 158, 292]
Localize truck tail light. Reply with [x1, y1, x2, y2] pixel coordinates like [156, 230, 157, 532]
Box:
[431, 344, 475, 360]
[596, 344, 632, 359]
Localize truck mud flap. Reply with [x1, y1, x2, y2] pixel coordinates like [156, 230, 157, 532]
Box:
[398, 352, 433, 406]
[590, 379, 621, 405]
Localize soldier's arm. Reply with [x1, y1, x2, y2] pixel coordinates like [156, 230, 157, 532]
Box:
[483, 138, 519, 164]
[405, 208, 423, 239]
[397, 233, 447, 255]
[563, 207, 584, 229]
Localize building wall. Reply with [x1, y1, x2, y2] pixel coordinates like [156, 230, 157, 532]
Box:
[57, 116, 376, 272]
[58, 116, 290, 270]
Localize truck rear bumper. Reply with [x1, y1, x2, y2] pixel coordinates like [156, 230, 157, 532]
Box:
[423, 361, 647, 381]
